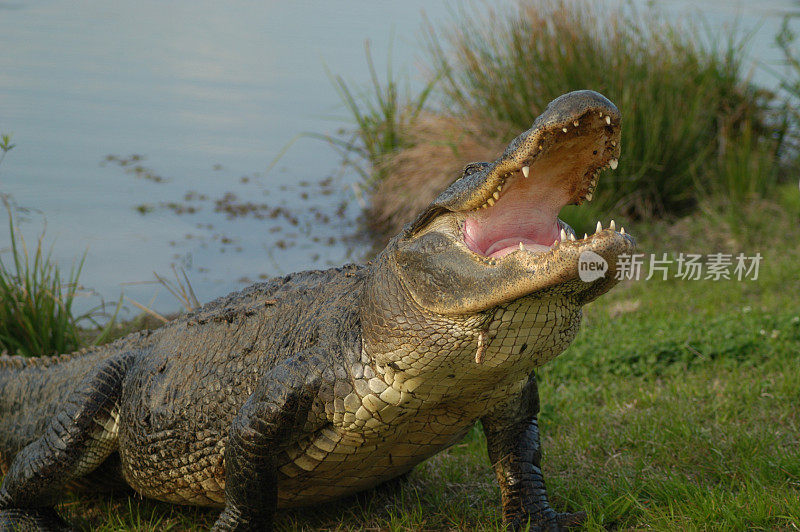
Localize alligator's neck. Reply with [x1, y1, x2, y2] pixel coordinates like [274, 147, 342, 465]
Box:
[360, 252, 583, 403]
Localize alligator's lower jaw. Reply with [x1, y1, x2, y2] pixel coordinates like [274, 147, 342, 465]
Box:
[464, 217, 630, 264]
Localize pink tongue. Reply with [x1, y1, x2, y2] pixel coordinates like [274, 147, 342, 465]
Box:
[464, 213, 560, 257]
[485, 238, 553, 258]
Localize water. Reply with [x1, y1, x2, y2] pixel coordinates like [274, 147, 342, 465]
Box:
[0, 0, 798, 318]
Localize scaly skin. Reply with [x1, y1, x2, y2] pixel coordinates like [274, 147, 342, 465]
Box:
[0, 90, 634, 531]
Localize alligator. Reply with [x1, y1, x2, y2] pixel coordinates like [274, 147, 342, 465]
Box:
[0, 90, 634, 531]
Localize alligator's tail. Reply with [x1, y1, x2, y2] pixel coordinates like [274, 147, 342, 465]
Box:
[0, 332, 150, 473]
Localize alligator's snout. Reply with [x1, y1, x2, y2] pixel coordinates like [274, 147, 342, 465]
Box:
[392, 90, 634, 315]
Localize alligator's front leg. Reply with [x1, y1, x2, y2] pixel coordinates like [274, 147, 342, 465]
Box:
[212, 351, 328, 532]
[481, 373, 586, 531]
[0, 352, 136, 531]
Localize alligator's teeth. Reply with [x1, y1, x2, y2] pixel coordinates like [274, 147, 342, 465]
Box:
[586, 191, 593, 201]
[562, 127, 568, 133]
[609, 158, 619, 170]
[568, 233, 576, 241]
[519, 241, 525, 251]
[610, 219, 616, 231]
[560, 228, 567, 241]
[487, 197, 495, 207]
[497, 184, 503, 192]
[605, 116, 612, 125]
[583, 233, 588, 239]
[492, 191, 500, 200]
[596, 221, 602, 233]
[620, 227, 626, 235]
[573, 120, 579, 127]
[521, 166, 530, 178]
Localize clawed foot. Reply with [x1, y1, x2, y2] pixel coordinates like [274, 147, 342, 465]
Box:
[0, 507, 72, 532]
[506, 510, 587, 531]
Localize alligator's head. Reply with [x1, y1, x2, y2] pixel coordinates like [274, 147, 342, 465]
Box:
[364, 90, 635, 374]
[378, 90, 634, 313]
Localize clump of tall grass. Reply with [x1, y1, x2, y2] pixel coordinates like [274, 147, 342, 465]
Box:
[340, 1, 795, 238]
[0, 200, 117, 357]
[429, 1, 790, 219]
[679, 15, 800, 239]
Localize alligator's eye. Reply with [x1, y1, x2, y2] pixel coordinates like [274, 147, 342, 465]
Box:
[463, 162, 490, 177]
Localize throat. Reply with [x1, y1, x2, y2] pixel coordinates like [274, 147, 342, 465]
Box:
[461, 172, 568, 258]
[463, 204, 560, 258]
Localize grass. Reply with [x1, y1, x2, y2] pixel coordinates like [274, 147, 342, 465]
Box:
[43, 202, 799, 530]
[532, 223, 800, 529]
[0, 198, 118, 357]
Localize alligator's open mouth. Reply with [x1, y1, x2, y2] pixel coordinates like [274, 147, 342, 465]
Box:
[459, 95, 624, 260]
[395, 91, 636, 315]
